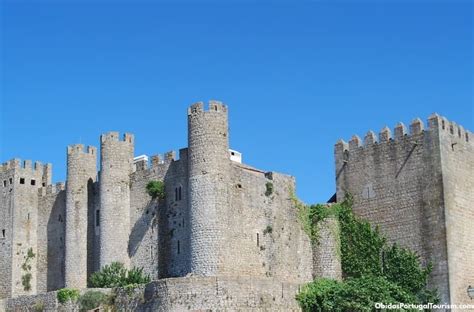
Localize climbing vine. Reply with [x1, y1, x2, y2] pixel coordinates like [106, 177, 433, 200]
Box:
[292, 192, 439, 311]
[21, 248, 35, 291]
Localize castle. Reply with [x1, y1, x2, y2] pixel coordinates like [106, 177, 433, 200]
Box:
[0, 102, 472, 310]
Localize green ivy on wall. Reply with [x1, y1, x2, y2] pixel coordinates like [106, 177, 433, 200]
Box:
[293, 194, 439, 311]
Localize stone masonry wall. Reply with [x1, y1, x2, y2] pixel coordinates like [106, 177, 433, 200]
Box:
[117, 276, 303, 311]
[9, 160, 48, 298]
[226, 163, 313, 282]
[436, 116, 474, 307]
[65, 144, 97, 288]
[130, 149, 189, 279]
[99, 132, 134, 269]
[187, 101, 230, 276]
[37, 184, 66, 293]
[0, 164, 15, 299]
[161, 149, 190, 278]
[312, 216, 342, 281]
[334, 116, 453, 303]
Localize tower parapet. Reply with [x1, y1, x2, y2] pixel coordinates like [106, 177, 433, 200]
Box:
[187, 100, 230, 276]
[65, 144, 97, 288]
[99, 132, 134, 268]
[334, 114, 473, 305]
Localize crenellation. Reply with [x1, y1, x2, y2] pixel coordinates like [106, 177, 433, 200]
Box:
[394, 122, 407, 140]
[135, 159, 148, 171]
[208, 100, 227, 113]
[187, 101, 204, 115]
[364, 131, 377, 146]
[164, 151, 176, 163]
[379, 126, 391, 142]
[335, 113, 473, 306]
[23, 160, 32, 170]
[409, 117, 424, 134]
[334, 139, 348, 154]
[348, 135, 361, 150]
[179, 148, 188, 160]
[2, 105, 471, 309]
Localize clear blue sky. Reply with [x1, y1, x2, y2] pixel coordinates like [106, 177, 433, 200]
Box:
[1, 0, 473, 203]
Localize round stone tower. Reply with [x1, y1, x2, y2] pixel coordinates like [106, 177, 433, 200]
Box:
[99, 132, 134, 268]
[187, 101, 230, 276]
[65, 144, 97, 288]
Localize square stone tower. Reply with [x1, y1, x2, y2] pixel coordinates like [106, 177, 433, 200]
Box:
[335, 114, 473, 306]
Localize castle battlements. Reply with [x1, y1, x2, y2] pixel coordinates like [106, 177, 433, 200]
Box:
[67, 144, 97, 156]
[100, 131, 134, 144]
[1, 158, 52, 188]
[187, 100, 227, 116]
[1, 105, 472, 308]
[336, 114, 472, 154]
[39, 182, 66, 196]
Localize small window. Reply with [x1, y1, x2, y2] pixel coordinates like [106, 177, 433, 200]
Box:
[175, 186, 182, 201]
[3, 180, 6, 187]
[42, 183, 46, 187]
[450, 125, 454, 135]
[458, 129, 462, 138]
[1, 229, 5, 238]
[257, 233, 260, 247]
[27, 213, 30, 220]
[96, 210, 100, 226]
[231, 152, 235, 156]
[31, 179, 36, 186]
[466, 133, 469, 142]
[9, 178, 12, 185]
[442, 120, 445, 130]
[177, 240, 181, 254]
[20, 178, 25, 184]
[58, 214, 63, 222]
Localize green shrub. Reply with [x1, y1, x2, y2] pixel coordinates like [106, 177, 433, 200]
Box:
[127, 267, 151, 285]
[297, 276, 417, 312]
[78, 291, 108, 312]
[21, 247, 36, 291]
[57, 288, 80, 304]
[89, 262, 150, 288]
[265, 182, 273, 196]
[33, 301, 45, 312]
[21, 273, 32, 291]
[295, 194, 439, 311]
[146, 180, 165, 200]
[263, 225, 273, 235]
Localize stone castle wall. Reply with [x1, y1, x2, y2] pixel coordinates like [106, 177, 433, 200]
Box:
[0, 160, 51, 298]
[225, 164, 313, 282]
[335, 114, 473, 304]
[187, 101, 231, 276]
[117, 276, 303, 312]
[65, 144, 97, 288]
[37, 184, 66, 293]
[99, 132, 134, 269]
[312, 216, 342, 281]
[435, 116, 474, 306]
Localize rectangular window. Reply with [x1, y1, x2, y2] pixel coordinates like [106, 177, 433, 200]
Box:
[9, 178, 13, 184]
[96, 210, 100, 226]
[257, 233, 260, 247]
[177, 240, 181, 254]
[3, 180, 6, 187]
[20, 178, 25, 184]
[178, 187, 182, 201]
[31, 179, 36, 186]
[1, 229, 5, 238]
